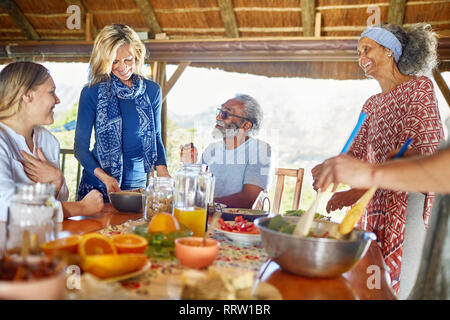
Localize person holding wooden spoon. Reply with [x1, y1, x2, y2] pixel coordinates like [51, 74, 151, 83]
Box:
[312, 23, 445, 297]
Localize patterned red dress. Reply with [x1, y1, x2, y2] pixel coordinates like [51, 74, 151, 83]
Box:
[349, 76, 444, 295]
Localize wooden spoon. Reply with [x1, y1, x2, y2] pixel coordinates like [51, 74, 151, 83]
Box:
[293, 191, 323, 237]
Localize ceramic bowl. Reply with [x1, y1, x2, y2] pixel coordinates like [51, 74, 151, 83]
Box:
[109, 191, 144, 213]
[175, 237, 219, 269]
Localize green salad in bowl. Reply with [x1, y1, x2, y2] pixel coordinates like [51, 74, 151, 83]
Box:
[133, 224, 193, 258]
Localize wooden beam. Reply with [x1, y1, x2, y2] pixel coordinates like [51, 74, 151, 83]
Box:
[301, 0, 316, 37]
[152, 62, 167, 145]
[135, 0, 162, 38]
[217, 0, 239, 38]
[64, 0, 98, 37]
[85, 12, 93, 41]
[0, 0, 39, 40]
[433, 68, 450, 108]
[1, 38, 449, 63]
[388, 0, 406, 25]
[314, 12, 321, 37]
[162, 62, 190, 102]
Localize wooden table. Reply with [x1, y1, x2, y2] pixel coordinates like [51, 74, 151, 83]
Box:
[63, 204, 396, 300]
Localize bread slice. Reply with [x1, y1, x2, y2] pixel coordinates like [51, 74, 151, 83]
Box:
[181, 269, 235, 300]
[208, 266, 254, 291]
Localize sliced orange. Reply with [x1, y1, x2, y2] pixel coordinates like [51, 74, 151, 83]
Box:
[78, 233, 117, 258]
[148, 212, 180, 234]
[80, 254, 148, 279]
[111, 234, 148, 254]
[41, 235, 82, 257]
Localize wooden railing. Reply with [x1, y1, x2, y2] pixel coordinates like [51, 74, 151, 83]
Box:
[60, 148, 82, 192]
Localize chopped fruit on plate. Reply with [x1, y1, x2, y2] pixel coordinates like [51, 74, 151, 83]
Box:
[80, 254, 148, 279]
[148, 213, 180, 234]
[41, 235, 82, 257]
[111, 234, 148, 254]
[78, 233, 117, 258]
[218, 216, 259, 235]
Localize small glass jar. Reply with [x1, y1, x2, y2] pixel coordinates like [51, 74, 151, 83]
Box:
[3, 183, 60, 256]
[144, 177, 174, 221]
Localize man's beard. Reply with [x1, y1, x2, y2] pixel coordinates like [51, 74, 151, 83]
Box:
[211, 120, 240, 139]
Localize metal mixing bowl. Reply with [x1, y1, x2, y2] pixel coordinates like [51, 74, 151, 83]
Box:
[109, 191, 144, 213]
[254, 216, 376, 278]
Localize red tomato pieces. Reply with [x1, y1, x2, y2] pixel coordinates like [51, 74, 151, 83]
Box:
[218, 216, 259, 234]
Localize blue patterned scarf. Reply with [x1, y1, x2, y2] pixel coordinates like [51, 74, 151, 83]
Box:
[95, 74, 157, 185]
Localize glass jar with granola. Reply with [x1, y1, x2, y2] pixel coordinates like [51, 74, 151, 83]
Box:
[144, 177, 174, 221]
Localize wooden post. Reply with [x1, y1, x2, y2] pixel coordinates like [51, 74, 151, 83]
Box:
[273, 174, 285, 214]
[433, 68, 450, 109]
[314, 12, 321, 37]
[162, 62, 190, 103]
[85, 13, 93, 41]
[153, 61, 167, 147]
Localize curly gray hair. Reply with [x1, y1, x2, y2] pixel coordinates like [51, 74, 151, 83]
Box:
[381, 23, 438, 76]
[233, 94, 263, 135]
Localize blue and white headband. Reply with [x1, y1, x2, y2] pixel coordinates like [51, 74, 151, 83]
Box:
[360, 27, 402, 63]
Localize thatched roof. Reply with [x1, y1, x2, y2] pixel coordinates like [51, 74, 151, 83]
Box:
[0, 0, 449, 79]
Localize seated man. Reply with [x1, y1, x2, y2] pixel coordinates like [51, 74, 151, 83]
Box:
[181, 94, 272, 208]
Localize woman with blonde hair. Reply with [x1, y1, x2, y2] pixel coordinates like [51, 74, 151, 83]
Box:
[74, 24, 169, 201]
[0, 61, 104, 221]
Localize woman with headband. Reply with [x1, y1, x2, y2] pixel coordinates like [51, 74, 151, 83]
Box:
[312, 23, 445, 298]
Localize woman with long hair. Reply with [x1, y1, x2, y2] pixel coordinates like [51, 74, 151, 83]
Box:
[0, 61, 104, 221]
[74, 24, 169, 202]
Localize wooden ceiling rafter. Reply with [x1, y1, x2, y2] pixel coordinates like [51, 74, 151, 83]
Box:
[0, 0, 39, 40]
[134, 0, 162, 37]
[217, 0, 240, 38]
[388, 0, 406, 25]
[301, 0, 315, 37]
[2, 37, 448, 63]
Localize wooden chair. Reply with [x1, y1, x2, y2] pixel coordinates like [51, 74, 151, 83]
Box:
[272, 168, 305, 214]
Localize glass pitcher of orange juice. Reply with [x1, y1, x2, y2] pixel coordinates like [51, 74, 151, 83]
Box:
[173, 164, 215, 237]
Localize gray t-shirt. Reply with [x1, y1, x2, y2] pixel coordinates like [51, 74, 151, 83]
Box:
[201, 137, 272, 198]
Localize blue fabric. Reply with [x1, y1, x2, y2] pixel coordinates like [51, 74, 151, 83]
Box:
[95, 74, 157, 182]
[74, 75, 167, 200]
[119, 98, 146, 189]
[360, 27, 402, 63]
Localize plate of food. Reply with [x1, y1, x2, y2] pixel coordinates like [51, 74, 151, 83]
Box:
[207, 202, 227, 217]
[100, 261, 151, 283]
[220, 208, 269, 222]
[215, 216, 261, 245]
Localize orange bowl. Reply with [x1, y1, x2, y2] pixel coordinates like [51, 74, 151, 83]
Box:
[175, 237, 219, 269]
